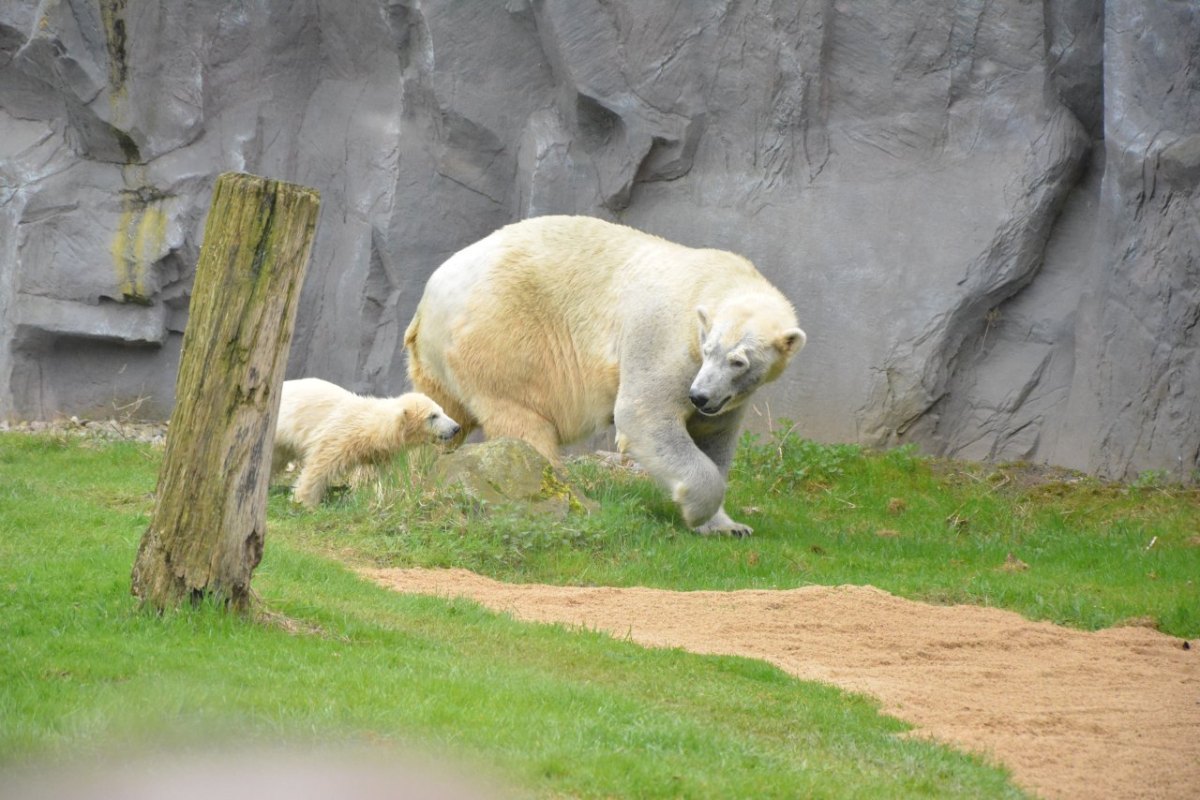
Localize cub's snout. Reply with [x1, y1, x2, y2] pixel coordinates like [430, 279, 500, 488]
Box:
[428, 411, 461, 441]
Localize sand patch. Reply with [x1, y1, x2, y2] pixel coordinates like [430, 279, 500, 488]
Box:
[364, 568, 1199, 800]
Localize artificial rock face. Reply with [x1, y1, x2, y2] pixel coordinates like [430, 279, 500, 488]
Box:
[1, 1, 1196, 480]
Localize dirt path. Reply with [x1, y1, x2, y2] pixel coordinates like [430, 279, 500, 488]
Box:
[364, 568, 1199, 800]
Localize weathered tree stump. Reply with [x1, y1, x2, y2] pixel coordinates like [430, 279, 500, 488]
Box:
[131, 172, 320, 612]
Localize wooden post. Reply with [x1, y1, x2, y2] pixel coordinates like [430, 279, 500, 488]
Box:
[131, 172, 320, 612]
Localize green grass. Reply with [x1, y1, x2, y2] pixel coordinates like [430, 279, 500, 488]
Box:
[0, 430, 1031, 798]
[281, 427, 1200, 639]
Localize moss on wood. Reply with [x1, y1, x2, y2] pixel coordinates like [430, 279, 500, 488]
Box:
[131, 172, 320, 612]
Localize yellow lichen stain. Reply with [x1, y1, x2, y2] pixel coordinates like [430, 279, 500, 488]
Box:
[109, 206, 134, 294]
[111, 198, 168, 304]
[539, 465, 596, 514]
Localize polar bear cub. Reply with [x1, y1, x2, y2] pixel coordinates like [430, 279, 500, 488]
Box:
[272, 377, 460, 508]
[404, 215, 806, 536]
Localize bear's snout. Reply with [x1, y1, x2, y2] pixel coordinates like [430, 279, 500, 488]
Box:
[440, 423, 462, 441]
[689, 389, 729, 415]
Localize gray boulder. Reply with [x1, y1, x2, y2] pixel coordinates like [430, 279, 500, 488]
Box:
[0, 0, 1196, 481]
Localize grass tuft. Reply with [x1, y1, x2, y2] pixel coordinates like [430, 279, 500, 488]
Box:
[274, 426, 1199, 638]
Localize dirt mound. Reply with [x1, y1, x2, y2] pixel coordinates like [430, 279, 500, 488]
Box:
[364, 568, 1200, 800]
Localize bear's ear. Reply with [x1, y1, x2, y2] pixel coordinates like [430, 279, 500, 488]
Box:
[696, 306, 711, 342]
[775, 327, 807, 356]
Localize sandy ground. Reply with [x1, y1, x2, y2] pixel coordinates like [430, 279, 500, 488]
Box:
[364, 567, 1199, 800]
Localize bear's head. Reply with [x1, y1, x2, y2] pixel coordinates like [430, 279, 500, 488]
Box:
[399, 393, 462, 442]
[688, 299, 806, 417]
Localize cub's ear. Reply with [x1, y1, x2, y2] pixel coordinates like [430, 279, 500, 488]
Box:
[696, 306, 711, 342]
[776, 327, 807, 356]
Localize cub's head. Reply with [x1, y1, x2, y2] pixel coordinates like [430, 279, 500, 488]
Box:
[688, 299, 806, 417]
[400, 393, 462, 442]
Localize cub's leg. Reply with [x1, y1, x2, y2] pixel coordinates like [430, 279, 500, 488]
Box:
[270, 443, 299, 488]
[292, 438, 358, 509]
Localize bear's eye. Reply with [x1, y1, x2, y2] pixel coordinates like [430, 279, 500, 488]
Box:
[428, 412, 439, 421]
[728, 355, 749, 370]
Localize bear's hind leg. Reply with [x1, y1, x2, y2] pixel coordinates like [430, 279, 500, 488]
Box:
[475, 399, 562, 464]
[407, 355, 478, 447]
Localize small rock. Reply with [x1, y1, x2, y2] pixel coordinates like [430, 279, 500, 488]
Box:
[0, 417, 167, 445]
[1001, 552, 1030, 572]
[590, 450, 648, 474]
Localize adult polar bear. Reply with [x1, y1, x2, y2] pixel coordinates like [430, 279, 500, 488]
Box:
[405, 215, 806, 535]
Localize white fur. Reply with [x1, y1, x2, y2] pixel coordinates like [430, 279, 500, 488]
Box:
[272, 377, 459, 508]
[404, 215, 806, 535]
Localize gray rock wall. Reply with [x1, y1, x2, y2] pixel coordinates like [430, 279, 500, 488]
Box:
[1, 0, 1196, 481]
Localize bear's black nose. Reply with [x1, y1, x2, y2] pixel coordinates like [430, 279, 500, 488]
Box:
[446, 424, 461, 439]
[689, 390, 709, 410]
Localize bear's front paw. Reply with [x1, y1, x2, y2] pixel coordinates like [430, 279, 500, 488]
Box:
[692, 507, 753, 538]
